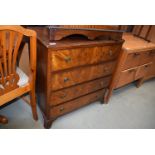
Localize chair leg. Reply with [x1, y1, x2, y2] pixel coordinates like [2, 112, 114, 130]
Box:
[29, 90, 38, 121]
[0, 115, 8, 124]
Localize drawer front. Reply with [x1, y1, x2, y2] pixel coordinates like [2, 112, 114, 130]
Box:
[51, 61, 116, 91]
[51, 45, 121, 71]
[139, 50, 154, 65]
[116, 68, 137, 88]
[50, 89, 106, 118]
[135, 63, 153, 80]
[149, 62, 155, 77]
[123, 52, 141, 70]
[50, 76, 111, 106]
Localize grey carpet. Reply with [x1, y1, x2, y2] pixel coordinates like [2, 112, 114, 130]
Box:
[0, 79, 155, 129]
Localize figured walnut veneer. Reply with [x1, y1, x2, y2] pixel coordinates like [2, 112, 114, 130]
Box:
[33, 27, 123, 128]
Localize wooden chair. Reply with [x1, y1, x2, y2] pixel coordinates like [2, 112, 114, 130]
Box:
[0, 26, 38, 124]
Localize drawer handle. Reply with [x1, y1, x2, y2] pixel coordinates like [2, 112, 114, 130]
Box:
[149, 51, 155, 56]
[109, 50, 113, 56]
[144, 65, 149, 68]
[100, 82, 104, 86]
[64, 77, 69, 82]
[64, 57, 72, 63]
[134, 53, 140, 56]
[59, 107, 65, 112]
[104, 67, 108, 72]
[60, 94, 67, 99]
[95, 95, 98, 98]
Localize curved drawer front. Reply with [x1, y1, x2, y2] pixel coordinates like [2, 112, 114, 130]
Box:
[51, 45, 121, 71]
[51, 61, 116, 91]
[50, 89, 106, 118]
[50, 76, 111, 106]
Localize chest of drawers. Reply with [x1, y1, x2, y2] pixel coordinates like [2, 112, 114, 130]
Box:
[34, 27, 123, 128]
[105, 32, 155, 103]
[115, 33, 155, 89]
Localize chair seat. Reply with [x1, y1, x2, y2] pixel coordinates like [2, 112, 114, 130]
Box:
[0, 67, 29, 89]
[16, 67, 29, 87]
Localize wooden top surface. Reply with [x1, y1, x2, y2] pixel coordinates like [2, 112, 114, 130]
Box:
[48, 26, 122, 32]
[48, 25, 120, 30]
[123, 33, 155, 52]
[30, 27, 123, 50]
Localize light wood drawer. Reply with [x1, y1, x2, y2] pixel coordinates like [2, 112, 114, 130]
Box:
[116, 67, 137, 88]
[50, 76, 111, 106]
[135, 63, 153, 80]
[51, 45, 121, 71]
[123, 50, 155, 70]
[149, 62, 155, 77]
[50, 89, 106, 118]
[139, 50, 155, 65]
[51, 61, 116, 91]
[123, 52, 141, 70]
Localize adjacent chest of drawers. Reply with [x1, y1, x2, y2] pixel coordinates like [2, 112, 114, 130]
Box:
[104, 32, 155, 103]
[35, 28, 123, 128]
[114, 33, 155, 89]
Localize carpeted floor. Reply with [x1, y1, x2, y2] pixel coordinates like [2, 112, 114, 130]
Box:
[0, 79, 155, 129]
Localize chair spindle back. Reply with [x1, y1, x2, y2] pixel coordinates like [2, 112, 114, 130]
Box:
[0, 30, 23, 95]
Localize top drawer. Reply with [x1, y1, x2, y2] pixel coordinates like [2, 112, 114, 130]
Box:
[123, 52, 141, 70]
[50, 44, 121, 71]
[123, 50, 155, 70]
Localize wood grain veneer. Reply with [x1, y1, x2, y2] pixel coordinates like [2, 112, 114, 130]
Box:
[32, 26, 123, 128]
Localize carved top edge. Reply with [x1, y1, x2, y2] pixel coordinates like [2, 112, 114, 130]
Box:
[47, 26, 124, 33]
[47, 26, 123, 41]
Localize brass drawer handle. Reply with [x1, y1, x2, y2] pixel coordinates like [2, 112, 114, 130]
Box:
[109, 50, 113, 56]
[59, 107, 65, 112]
[100, 82, 104, 86]
[60, 94, 67, 99]
[64, 77, 69, 82]
[104, 67, 108, 72]
[134, 53, 140, 56]
[64, 57, 72, 63]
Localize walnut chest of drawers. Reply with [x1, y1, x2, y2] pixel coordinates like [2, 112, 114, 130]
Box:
[34, 27, 123, 128]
